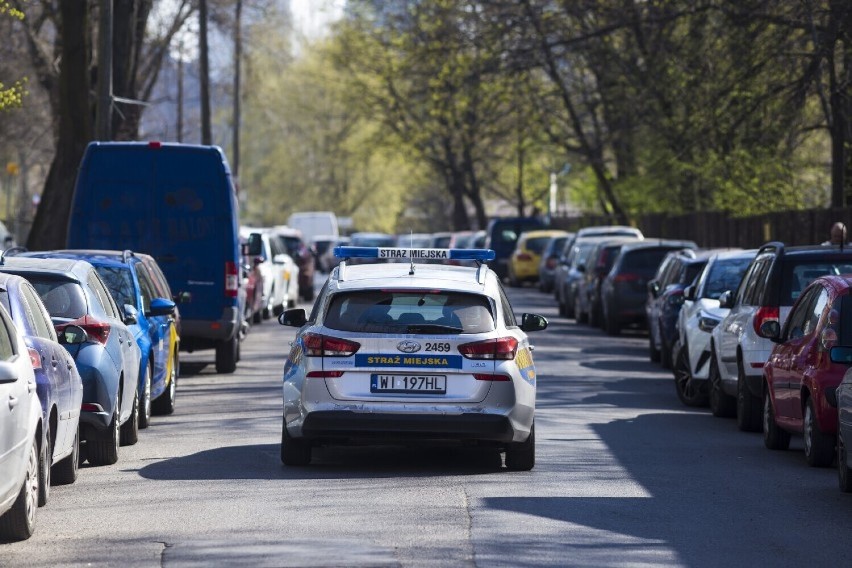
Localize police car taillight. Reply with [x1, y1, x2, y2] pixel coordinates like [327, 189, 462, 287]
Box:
[458, 337, 518, 360]
[303, 333, 361, 357]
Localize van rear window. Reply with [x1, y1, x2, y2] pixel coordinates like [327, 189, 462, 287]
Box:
[324, 290, 495, 334]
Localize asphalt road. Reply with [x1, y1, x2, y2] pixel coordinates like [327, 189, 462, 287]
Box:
[2, 282, 851, 567]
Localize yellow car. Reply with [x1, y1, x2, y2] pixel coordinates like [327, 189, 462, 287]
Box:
[507, 230, 568, 287]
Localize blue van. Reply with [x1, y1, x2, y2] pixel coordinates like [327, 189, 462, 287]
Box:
[66, 141, 243, 374]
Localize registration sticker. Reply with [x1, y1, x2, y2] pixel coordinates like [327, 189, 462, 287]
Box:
[370, 374, 447, 394]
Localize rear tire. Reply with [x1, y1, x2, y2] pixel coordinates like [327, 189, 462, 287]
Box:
[736, 360, 762, 432]
[574, 297, 587, 324]
[763, 390, 791, 450]
[0, 438, 39, 541]
[120, 392, 139, 446]
[88, 408, 120, 466]
[52, 426, 79, 485]
[215, 336, 238, 374]
[152, 352, 177, 416]
[37, 423, 50, 507]
[839, 432, 852, 492]
[281, 418, 312, 466]
[138, 365, 152, 429]
[505, 423, 535, 471]
[648, 334, 661, 363]
[804, 398, 835, 467]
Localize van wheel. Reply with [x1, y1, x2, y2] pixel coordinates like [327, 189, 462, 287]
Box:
[215, 336, 238, 374]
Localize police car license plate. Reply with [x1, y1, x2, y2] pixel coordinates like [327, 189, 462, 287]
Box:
[370, 374, 447, 394]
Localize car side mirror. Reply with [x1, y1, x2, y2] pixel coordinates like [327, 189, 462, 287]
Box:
[684, 284, 696, 301]
[718, 290, 733, 309]
[760, 319, 781, 341]
[123, 304, 139, 325]
[278, 308, 307, 327]
[820, 327, 838, 351]
[520, 313, 548, 332]
[147, 297, 176, 318]
[648, 280, 659, 297]
[175, 291, 192, 304]
[59, 324, 88, 345]
[830, 346, 852, 364]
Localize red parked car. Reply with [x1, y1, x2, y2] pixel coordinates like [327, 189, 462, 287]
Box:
[761, 274, 852, 466]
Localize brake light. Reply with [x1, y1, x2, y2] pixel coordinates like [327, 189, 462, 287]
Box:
[302, 333, 361, 357]
[225, 261, 239, 298]
[306, 371, 345, 378]
[28, 348, 41, 369]
[148, 141, 162, 149]
[81, 403, 105, 413]
[473, 373, 511, 381]
[56, 315, 111, 345]
[754, 306, 780, 337]
[458, 337, 518, 360]
[546, 257, 558, 269]
[613, 273, 640, 283]
[517, 253, 533, 261]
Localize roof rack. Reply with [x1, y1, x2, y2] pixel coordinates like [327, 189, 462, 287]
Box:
[0, 246, 27, 266]
[122, 249, 135, 263]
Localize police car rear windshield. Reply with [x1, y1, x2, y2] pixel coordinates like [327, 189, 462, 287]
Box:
[324, 290, 495, 334]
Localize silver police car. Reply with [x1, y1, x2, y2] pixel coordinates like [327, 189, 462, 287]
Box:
[278, 246, 547, 470]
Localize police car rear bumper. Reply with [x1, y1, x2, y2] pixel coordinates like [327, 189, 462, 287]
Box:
[300, 411, 517, 443]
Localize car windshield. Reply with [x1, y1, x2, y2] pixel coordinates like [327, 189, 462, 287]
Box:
[703, 257, 752, 299]
[27, 277, 88, 320]
[324, 290, 495, 334]
[94, 266, 136, 309]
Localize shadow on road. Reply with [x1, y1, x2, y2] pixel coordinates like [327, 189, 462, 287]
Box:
[138, 443, 507, 481]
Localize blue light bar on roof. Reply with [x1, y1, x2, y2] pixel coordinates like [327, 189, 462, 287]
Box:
[334, 246, 495, 262]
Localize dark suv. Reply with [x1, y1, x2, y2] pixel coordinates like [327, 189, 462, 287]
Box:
[599, 240, 698, 336]
[485, 217, 546, 281]
[646, 249, 712, 368]
[710, 242, 852, 431]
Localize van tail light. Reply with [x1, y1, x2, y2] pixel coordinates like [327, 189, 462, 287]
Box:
[458, 337, 519, 360]
[56, 315, 111, 345]
[613, 273, 640, 283]
[302, 333, 360, 357]
[225, 261, 239, 298]
[28, 348, 41, 369]
[754, 306, 780, 337]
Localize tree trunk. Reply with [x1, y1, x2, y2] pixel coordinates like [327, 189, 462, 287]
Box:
[199, 0, 212, 145]
[27, 1, 92, 250]
[232, 0, 243, 179]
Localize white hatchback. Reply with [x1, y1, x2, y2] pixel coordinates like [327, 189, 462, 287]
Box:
[277, 246, 548, 470]
[0, 303, 44, 541]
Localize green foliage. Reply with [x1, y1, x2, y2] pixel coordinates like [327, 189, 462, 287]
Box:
[0, 3, 25, 111]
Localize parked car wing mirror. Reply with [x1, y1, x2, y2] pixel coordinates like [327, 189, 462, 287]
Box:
[59, 324, 88, 345]
[684, 284, 696, 301]
[147, 297, 176, 318]
[278, 308, 307, 327]
[520, 313, 548, 332]
[648, 280, 659, 297]
[124, 304, 139, 325]
[820, 327, 838, 351]
[718, 290, 733, 309]
[0, 361, 18, 384]
[759, 319, 781, 341]
[830, 346, 852, 364]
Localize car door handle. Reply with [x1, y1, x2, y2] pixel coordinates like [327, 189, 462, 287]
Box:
[529, 345, 535, 352]
[8, 394, 17, 409]
[51, 356, 58, 368]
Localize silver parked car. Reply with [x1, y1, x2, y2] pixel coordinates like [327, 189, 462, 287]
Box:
[277, 245, 548, 470]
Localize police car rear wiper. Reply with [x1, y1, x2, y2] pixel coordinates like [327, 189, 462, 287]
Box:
[404, 324, 464, 334]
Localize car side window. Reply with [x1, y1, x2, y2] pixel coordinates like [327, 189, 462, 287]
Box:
[146, 261, 174, 300]
[496, 283, 517, 328]
[785, 287, 817, 340]
[21, 283, 57, 341]
[0, 308, 16, 360]
[88, 271, 119, 319]
[805, 288, 830, 336]
[136, 265, 158, 313]
[309, 280, 329, 322]
[740, 258, 768, 306]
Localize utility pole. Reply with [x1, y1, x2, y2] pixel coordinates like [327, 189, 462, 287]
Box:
[199, 0, 212, 145]
[177, 41, 184, 143]
[232, 0, 243, 178]
[95, 0, 113, 140]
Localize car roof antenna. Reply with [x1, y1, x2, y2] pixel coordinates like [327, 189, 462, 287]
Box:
[408, 231, 416, 276]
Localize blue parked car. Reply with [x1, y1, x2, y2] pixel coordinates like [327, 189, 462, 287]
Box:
[22, 250, 180, 427]
[0, 257, 142, 466]
[0, 272, 84, 500]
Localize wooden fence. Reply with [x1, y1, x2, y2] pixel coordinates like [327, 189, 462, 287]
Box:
[549, 207, 852, 249]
